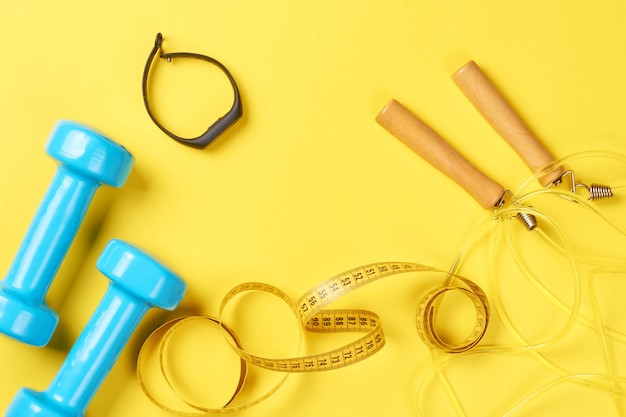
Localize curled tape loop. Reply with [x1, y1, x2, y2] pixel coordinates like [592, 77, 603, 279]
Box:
[137, 261, 489, 413]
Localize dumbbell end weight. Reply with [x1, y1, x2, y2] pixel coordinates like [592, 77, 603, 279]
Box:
[96, 238, 187, 310]
[0, 288, 58, 347]
[6, 389, 72, 417]
[46, 120, 134, 188]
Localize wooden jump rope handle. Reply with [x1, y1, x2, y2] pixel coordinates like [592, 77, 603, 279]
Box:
[452, 60, 564, 186]
[376, 99, 505, 209]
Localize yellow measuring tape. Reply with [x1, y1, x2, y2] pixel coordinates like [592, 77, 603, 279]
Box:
[137, 261, 489, 414]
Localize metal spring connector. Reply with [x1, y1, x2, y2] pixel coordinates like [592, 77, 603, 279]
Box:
[549, 170, 614, 202]
[516, 212, 538, 231]
[586, 183, 613, 201]
[495, 190, 538, 231]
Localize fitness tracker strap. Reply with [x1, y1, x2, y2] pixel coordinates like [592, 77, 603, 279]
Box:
[142, 33, 243, 149]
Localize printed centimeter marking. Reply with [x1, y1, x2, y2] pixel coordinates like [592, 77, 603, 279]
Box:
[237, 329, 384, 373]
[231, 309, 385, 373]
[219, 277, 388, 373]
[299, 262, 436, 319]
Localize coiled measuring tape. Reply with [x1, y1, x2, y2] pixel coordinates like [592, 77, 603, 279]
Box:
[137, 261, 489, 413]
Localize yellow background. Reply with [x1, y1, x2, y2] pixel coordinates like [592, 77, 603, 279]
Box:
[1, 1, 626, 416]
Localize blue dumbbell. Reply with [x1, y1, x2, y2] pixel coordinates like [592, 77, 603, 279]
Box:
[6, 239, 187, 417]
[0, 120, 133, 346]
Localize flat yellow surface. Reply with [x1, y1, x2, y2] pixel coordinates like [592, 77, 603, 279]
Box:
[2, 1, 626, 416]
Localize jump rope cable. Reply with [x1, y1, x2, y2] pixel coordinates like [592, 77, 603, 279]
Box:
[414, 153, 626, 416]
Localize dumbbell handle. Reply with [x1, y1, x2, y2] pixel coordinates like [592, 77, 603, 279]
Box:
[43, 285, 149, 412]
[3, 167, 99, 302]
[452, 60, 564, 186]
[376, 99, 505, 209]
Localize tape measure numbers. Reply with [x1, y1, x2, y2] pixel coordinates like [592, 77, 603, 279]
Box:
[137, 261, 490, 413]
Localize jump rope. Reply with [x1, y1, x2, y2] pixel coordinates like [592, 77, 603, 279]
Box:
[379, 62, 626, 416]
[3, 32, 625, 416]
